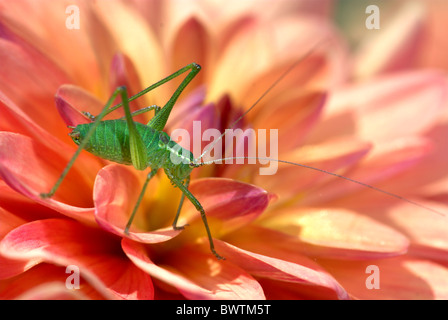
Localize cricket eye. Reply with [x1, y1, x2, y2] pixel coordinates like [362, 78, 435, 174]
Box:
[68, 131, 81, 142]
[189, 162, 199, 169]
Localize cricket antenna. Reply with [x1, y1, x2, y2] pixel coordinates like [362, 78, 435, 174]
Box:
[194, 39, 328, 164]
[198, 156, 446, 217]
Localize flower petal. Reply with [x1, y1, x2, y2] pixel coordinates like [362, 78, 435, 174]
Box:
[55, 84, 104, 127]
[314, 71, 448, 144]
[185, 178, 272, 235]
[383, 201, 448, 261]
[0, 219, 154, 299]
[302, 136, 434, 205]
[0, 23, 73, 140]
[0, 132, 98, 225]
[94, 164, 181, 243]
[254, 137, 372, 199]
[321, 256, 448, 299]
[0, 264, 105, 300]
[259, 207, 409, 259]
[122, 238, 265, 299]
[212, 238, 349, 299]
[354, 1, 425, 78]
[251, 91, 326, 153]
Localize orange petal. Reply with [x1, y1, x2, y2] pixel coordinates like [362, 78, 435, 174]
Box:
[0, 219, 153, 300]
[0, 23, 71, 140]
[122, 238, 265, 299]
[94, 164, 181, 243]
[0, 132, 97, 225]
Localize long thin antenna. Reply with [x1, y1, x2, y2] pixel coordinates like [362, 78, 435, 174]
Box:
[199, 156, 446, 217]
[195, 39, 326, 163]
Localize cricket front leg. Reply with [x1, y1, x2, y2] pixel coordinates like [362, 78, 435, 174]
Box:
[169, 174, 225, 260]
[172, 176, 190, 231]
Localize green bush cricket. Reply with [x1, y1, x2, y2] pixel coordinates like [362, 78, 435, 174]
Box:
[40, 55, 446, 261]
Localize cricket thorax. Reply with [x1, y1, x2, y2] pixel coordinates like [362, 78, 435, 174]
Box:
[70, 120, 194, 177]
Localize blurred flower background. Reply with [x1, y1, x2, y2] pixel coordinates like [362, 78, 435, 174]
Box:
[0, 0, 447, 299]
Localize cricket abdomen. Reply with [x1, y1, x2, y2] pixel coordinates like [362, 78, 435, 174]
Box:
[70, 120, 195, 176]
[71, 120, 165, 168]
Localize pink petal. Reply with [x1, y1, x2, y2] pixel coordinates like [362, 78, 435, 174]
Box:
[55, 84, 104, 127]
[0, 132, 98, 225]
[212, 238, 349, 299]
[321, 256, 448, 299]
[316, 71, 448, 144]
[185, 178, 272, 234]
[167, 102, 220, 157]
[354, 1, 425, 77]
[0, 219, 154, 300]
[94, 164, 181, 243]
[122, 238, 265, 299]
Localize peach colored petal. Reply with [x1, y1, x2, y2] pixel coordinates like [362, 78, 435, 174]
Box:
[0, 0, 103, 93]
[321, 256, 448, 299]
[0, 264, 105, 300]
[252, 91, 326, 153]
[0, 219, 153, 300]
[0, 132, 97, 225]
[259, 207, 409, 259]
[314, 71, 448, 144]
[94, 164, 181, 243]
[303, 136, 434, 206]
[382, 201, 448, 261]
[253, 137, 372, 199]
[0, 23, 71, 140]
[354, 1, 425, 78]
[122, 238, 265, 299]
[92, 0, 165, 103]
[212, 239, 349, 299]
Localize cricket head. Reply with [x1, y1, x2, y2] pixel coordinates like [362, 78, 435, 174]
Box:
[68, 125, 82, 145]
